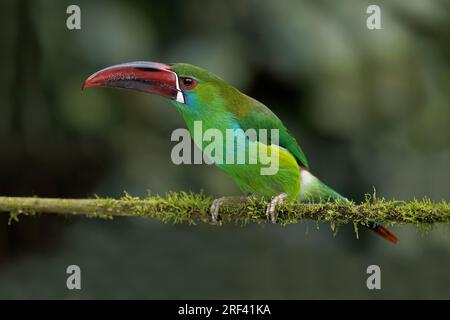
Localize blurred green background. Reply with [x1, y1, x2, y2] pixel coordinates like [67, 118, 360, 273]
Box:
[0, 0, 449, 299]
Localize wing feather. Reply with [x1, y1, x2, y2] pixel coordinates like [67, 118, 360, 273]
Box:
[228, 95, 309, 169]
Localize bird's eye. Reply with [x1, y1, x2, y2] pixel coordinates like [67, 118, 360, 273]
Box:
[180, 77, 198, 90]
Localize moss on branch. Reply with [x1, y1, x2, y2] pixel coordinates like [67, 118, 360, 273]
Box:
[0, 192, 449, 229]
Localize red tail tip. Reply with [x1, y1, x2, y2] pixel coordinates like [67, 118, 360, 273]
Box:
[372, 226, 398, 244]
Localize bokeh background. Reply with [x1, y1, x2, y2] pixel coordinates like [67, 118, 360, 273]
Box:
[0, 0, 449, 299]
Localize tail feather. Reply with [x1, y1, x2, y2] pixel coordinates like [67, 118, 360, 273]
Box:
[299, 168, 398, 244]
[367, 222, 398, 244]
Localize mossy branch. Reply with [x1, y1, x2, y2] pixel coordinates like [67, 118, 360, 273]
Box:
[0, 192, 449, 228]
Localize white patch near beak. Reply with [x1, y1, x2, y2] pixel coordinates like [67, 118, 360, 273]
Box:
[173, 72, 185, 104]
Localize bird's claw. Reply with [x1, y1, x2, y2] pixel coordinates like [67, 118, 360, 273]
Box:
[210, 196, 226, 224]
[210, 196, 251, 224]
[265, 193, 288, 224]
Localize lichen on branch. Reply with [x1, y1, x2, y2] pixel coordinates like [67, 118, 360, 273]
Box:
[0, 192, 449, 228]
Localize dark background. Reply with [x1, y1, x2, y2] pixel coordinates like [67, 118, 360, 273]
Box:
[0, 0, 449, 298]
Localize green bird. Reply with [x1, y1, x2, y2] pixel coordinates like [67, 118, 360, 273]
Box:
[82, 61, 397, 244]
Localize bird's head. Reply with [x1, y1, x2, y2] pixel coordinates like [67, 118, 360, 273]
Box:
[82, 61, 235, 113]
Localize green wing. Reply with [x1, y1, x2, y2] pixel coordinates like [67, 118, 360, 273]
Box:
[229, 95, 310, 169]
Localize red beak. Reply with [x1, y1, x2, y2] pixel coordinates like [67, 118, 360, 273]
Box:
[82, 61, 184, 103]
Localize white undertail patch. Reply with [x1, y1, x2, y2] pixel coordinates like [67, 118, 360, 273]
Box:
[300, 169, 313, 188]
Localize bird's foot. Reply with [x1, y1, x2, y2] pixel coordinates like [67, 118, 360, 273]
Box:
[210, 196, 250, 225]
[265, 193, 288, 224]
[210, 196, 227, 225]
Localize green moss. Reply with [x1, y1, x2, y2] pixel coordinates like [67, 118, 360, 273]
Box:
[87, 191, 450, 228]
[8, 208, 36, 225]
[1, 192, 449, 229]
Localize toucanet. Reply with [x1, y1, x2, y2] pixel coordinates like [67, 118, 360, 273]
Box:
[82, 61, 398, 244]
